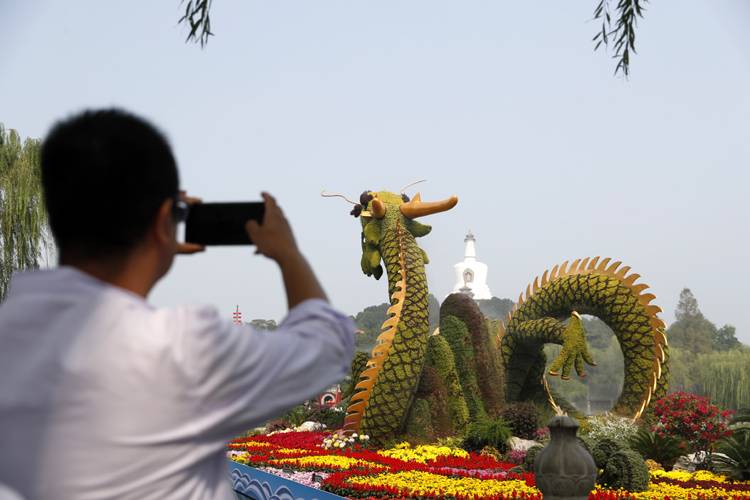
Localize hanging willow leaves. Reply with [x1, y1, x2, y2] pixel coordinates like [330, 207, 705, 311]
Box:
[177, 1, 648, 78]
[0, 124, 49, 301]
[592, 0, 648, 77]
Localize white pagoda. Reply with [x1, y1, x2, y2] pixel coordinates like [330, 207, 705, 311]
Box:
[451, 230, 493, 300]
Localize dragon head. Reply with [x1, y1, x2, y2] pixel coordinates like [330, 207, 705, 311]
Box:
[350, 190, 458, 280]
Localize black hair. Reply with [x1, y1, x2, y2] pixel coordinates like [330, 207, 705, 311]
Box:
[41, 109, 179, 259]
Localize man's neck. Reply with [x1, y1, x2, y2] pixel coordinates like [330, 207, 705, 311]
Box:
[61, 254, 156, 298]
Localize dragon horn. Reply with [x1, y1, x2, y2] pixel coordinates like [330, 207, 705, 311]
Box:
[371, 197, 386, 219]
[399, 193, 458, 219]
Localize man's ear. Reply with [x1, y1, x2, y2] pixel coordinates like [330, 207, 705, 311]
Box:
[153, 198, 175, 245]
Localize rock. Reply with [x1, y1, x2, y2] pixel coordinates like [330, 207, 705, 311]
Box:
[672, 452, 729, 472]
[508, 436, 541, 452]
[296, 421, 325, 432]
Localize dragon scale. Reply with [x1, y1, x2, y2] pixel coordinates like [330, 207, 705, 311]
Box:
[500, 257, 669, 419]
[344, 193, 434, 442]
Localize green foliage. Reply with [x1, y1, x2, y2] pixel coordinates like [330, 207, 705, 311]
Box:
[461, 418, 512, 454]
[713, 429, 750, 481]
[669, 348, 750, 410]
[715, 325, 742, 351]
[628, 428, 685, 470]
[499, 402, 539, 440]
[413, 366, 452, 438]
[667, 289, 741, 354]
[247, 319, 277, 331]
[600, 449, 649, 492]
[476, 297, 514, 320]
[592, 0, 648, 77]
[591, 438, 626, 469]
[440, 314, 486, 421]
[305, 406, 345, 429]
[425, 334, 470, 435]
[352, 302, 389, 351]
[405, 398, 434, 441]
[441, 294, 504, 415]
[427, 294, 440, 332]
[0, 124, 48, 301]
[523, 444, 544, 472]
[281, 404, 310, 427]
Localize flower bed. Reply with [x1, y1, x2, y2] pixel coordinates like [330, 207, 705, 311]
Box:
[228, 431, 750, 500]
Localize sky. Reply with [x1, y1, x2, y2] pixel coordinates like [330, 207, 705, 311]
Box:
[1, 1, 749, 344]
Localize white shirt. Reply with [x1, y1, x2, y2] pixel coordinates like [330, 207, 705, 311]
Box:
[0, 267, 355, 500]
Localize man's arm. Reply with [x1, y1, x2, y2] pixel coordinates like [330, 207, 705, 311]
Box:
[246, 192, 326, 309]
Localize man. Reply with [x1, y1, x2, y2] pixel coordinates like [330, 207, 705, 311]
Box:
[0, 109, 355, 499]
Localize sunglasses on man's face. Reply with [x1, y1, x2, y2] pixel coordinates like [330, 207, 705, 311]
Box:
[172, 198, 190, 223]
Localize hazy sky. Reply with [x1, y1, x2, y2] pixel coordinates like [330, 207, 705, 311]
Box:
[2, 1, 749, 344]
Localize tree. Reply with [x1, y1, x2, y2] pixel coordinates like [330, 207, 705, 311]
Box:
[353, 302, 389, 351]
[178, 0, 646, 76]
[0, 124, 49, 301]
[675, 288, 702, 321]
[247, 319, 277, 331]
[668, 288, 717, 354]
[475, 297, 514, 321]
[714, 325, 741, 352]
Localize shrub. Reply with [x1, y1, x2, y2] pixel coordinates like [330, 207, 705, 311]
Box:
[582, 414, 639, 443]
[461, 418, 512, 454]
[713, 429, 750, 481]
[425, 335, 470, 434]
[628, 427, 686, 470]
[600, 449, 650, 492]
[305, 405, 345, 429]
[591, 438, 626, 469]
[523, 444, 544, 472]
[652, 392, 733, 459]
[405, 398, 434, 441]
[500, 402, 539, 440]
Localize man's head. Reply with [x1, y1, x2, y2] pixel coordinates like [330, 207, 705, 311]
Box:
[41, 109, 181, 280]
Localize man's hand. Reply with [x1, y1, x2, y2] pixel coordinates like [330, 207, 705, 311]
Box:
[176, 191, 205, 255]
[246, 192, 300, 263]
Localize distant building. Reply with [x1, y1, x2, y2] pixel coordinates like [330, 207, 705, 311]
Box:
[452, 230, 493, 300]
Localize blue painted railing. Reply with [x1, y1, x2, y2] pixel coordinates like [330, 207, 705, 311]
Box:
[228, 461, 346, 500]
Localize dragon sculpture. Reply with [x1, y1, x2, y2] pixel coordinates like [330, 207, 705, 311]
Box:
[324, 189, 669, 443]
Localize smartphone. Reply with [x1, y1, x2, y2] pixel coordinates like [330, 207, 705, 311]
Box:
[185, 202, 265, 245]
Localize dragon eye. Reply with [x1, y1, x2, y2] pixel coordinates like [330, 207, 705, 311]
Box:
[401, 194, 410, 202]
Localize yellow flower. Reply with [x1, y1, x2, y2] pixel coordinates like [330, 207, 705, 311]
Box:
[346, 471, 539, 499]
[377, 443, 469, 463]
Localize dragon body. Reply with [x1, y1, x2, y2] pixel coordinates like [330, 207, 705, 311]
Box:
[336, 189, 669, 443]
[500, 257, 670, 419]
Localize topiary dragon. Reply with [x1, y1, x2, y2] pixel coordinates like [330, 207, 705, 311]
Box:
[323, 189, 669, 443]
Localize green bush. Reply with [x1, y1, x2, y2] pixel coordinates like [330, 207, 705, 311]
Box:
[461, 418, 512, 454]
[405, 398, 434, 441]
[523, 444, 545, 472]
[591, 438, 626, 469]
[713, 429, 750, 481]
[600, 449, 649, 492]
[628, 428, 685, 470]
[425, 334, 470, 434]
[500, 402, 539, 440]
[305, 406, 345, 429]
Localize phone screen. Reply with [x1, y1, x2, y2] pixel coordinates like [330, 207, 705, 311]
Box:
[185, 202, 265, 245]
